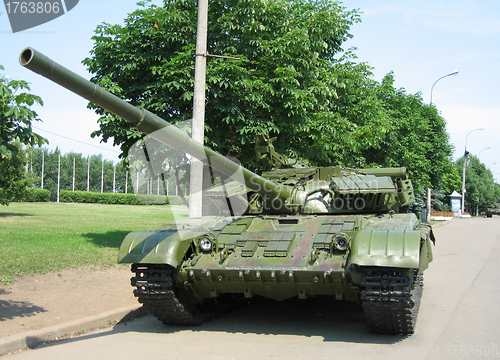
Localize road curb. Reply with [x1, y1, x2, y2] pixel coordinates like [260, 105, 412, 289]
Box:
[431, 220, 452, 228]
[0, 304, 146, 356]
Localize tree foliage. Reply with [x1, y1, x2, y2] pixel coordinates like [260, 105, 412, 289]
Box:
[0, 65, 47, 205]
[369, 73, 455, 193]
[83, 0, 361, 168]
[29, 147, 183, 200]
[30, 147, 131, 200]
[0, 143, 32, 205]
[454, 155, 499, 211]
[83, 0, 459, 198]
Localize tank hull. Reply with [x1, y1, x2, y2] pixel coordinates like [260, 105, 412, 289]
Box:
[119, 213, 433, 303]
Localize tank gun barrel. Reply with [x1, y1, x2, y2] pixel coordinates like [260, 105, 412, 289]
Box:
[19, 47, 292, 205]
[360, 167, 409, 180]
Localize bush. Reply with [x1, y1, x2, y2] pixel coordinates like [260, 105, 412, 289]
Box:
[60, 190, 139, 205]
[59, 190, 90, 203]
[27, 190, 190, 205]
[136, 194, 168, 205]
[22, 187, 51, 202]
[166, 196, 189, 205]
[58, 190, 186, 205]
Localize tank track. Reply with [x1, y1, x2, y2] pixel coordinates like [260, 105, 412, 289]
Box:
[131, 264, 215, 326]
[360, 267, 423, 335]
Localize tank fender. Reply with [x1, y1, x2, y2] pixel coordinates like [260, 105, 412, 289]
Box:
[348, 229, 421, 269]
[117, 228, 192, 267]
[117, 216, 234, 266]
[416, 223, 435, 272]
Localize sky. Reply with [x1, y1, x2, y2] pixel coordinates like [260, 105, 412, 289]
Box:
[1, 0, 500, 183]
[342, 0, 500, 183]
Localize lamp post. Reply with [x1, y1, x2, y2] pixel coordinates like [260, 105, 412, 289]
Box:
[430, 70, 459, 105]
[478, 147, 491, 160]
[426, 70, 458, 222]
[462, 128, 484, 215]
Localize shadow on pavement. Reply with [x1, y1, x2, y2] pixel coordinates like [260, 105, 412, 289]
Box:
[30, 295, 407, 351]
[0, 292, 47, 321]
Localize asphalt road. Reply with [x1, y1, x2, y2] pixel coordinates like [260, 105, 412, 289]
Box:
[8, 216, 500, 360]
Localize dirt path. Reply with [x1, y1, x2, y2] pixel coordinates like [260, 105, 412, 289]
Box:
[0, 265, 138, 338]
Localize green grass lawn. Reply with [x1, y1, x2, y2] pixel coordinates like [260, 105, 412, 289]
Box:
[0, 202, 188, 284]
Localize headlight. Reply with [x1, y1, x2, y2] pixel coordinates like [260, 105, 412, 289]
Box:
[333, 234, 349, 251]
[200, 237, 212, 251]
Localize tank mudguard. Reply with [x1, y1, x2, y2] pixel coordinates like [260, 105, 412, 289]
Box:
[417, 224, 435, 272]
[117, 216, 233, 267]
[117, 228, 191, 267]
[348, 229, 421, 269]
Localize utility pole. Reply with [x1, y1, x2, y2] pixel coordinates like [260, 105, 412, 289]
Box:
[41, 151, 44, 189]
[189, 0, 208, 218]
[87, 157, 90, 192]
[427, 188, 431, 222]
[101, 158, 104, 193]
[57, 153, 60, 203]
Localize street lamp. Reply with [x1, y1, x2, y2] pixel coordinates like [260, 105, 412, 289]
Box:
[478, 147, 491, 160]
[464, 128, 484, 156]
[430, 70, 459, 105]
[462, 128, 484, 215]
[425, 70, 459, 222]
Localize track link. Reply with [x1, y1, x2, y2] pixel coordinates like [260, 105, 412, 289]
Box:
[131, 264, 214, 326]
[361, 267, 423, 335]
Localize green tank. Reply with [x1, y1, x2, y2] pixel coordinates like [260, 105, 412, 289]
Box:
[20, 47, 435, 335]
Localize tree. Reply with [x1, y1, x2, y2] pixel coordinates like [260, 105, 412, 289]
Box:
[83, 0, 363, 168]
[30, 148, 129, 199]
[0, 65, 47, 205]
[441, 166, 462, 196]
[455, 155, 498, 212]
[30, 147, 61, 201]
[83, 0, 457, 199]
[0, 142, 31, 205]
[369, 73, 455, 195]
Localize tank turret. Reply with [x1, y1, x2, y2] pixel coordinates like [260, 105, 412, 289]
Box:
[21, 46, 414, 216]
